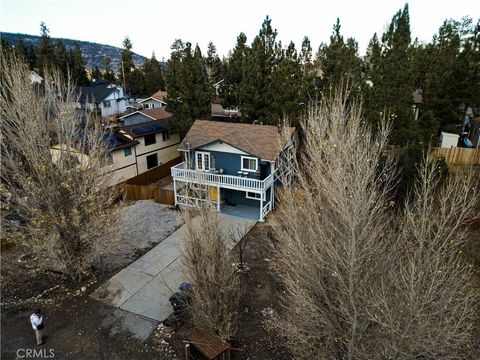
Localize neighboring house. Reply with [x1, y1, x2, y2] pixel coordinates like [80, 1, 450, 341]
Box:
[171, 120, 297, 221]
[119, 107, 172, 126]
[211, 97, 241, 120]
[139, 90, 167, 109]
[103, 131, 139, 186]
[76, 82, 129, 118]
[118, 118, 181, 175]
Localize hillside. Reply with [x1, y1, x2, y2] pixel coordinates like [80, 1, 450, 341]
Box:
[1, 32, 147, 73]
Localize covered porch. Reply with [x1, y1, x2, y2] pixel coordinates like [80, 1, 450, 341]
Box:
[220, 203, 261, 221]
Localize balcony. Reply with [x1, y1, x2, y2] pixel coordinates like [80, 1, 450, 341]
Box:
[171, 162, 273, 192]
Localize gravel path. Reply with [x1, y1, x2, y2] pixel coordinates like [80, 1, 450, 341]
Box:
[101, 200, 182, 271]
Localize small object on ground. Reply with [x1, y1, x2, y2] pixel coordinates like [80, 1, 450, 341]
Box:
[4, 211, 25, 227]
[168, 283, 192, 324]
[261, 307, 274, 317]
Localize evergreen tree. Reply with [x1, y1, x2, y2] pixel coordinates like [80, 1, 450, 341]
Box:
[315, 18, 362, 96]
[165, 41, 210, 135]
[69, 43, 89, 86]
[127, 68, 146, 96]
[205, 42, 223, 97]
[37, 22, 55, 75]
[143, 52, 165, 95]
[239, 16, 278, 122]
[101, 56, 116, 83]
[221, 33, 248, 110]
[380, 4, 416, 145]
[421, 17, 479, 134]
[90, 65, 102, 81]
[268, 41, 304, 125]
[54, 40, 70, 79]
[119, 36, 135, 91]
[363, 33, 384, 129]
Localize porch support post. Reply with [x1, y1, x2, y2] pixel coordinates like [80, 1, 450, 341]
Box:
[217, 186, 221, 212]
[173, 178, 177, 206]
[259, 195, 264, 222]
[270, 184, 274, 210]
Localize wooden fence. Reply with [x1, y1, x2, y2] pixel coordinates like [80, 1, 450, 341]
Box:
[126, 157, 182, 185]
[429, 147, 480, 165]
[123, 183, 175, 205]
[122, 156, 181, 205]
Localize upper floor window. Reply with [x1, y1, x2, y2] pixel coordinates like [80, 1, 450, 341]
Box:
[124, 146, 132, 156]
[162, 130, 170, 142]
[241, 156, 258, 172]
[196, 151, 210, 172]
[103, 100, 111, 108]
[144, 133, 156, 146]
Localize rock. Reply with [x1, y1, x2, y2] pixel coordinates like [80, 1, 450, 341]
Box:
[81, 286, 86, 292]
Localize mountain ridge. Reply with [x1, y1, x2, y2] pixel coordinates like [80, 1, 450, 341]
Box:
[1, 32, 148, 73]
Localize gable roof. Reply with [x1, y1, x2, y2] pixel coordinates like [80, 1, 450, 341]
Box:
[76, 85, 118, 103]
[120, 107, 172, 121]
[140, 90, 168, 104]
[179, 120, 295, 161]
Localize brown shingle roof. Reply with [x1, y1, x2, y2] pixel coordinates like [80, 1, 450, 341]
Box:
[151, 90, 168, 102]
[139, 107, 172, 120]
[121, 107, 172, 121]
[179, 120, 295, 161]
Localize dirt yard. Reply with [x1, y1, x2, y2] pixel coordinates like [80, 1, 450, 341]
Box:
[2, 204, 479, 359]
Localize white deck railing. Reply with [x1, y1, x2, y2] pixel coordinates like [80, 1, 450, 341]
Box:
[172, 162, 273, 192]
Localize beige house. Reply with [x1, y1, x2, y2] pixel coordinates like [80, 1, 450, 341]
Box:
[118, 120, 180, 176]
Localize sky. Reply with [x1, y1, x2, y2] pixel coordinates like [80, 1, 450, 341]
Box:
[1, 0, 479, 60]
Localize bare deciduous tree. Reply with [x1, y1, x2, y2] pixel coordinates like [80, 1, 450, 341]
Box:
[181, 206, 240, 339]
[271, 89, 479, 359]
[1, 53, 121, 283]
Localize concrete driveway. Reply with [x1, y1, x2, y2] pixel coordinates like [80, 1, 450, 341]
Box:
[93, 213, 256, 322]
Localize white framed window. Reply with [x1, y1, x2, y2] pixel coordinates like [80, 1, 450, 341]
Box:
[103, 100, 111, 108]
[246, 191, 265, 200]
[196, 151, 210, 172]
[241, 156, 258, 172]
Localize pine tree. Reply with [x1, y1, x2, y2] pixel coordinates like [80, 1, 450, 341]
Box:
[101, 56, 116, 83]
[165, 41, 210, 135]
[239, 16, 278, 122]
[90, 65, 102, 81]
[315, 18, 362, 96]
[268, 41, 304, 125]
[54, 40, 70, 80]
[205, 42, 223, 97]
[69, 43, 89, 86]
[143, 52, 165, 95]
[221, 33, 248, 110]
[119, 36, 135, 91]
[37, 22, 55, 75]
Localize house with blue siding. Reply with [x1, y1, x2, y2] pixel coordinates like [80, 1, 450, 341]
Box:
[171, 120, 297, 221]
